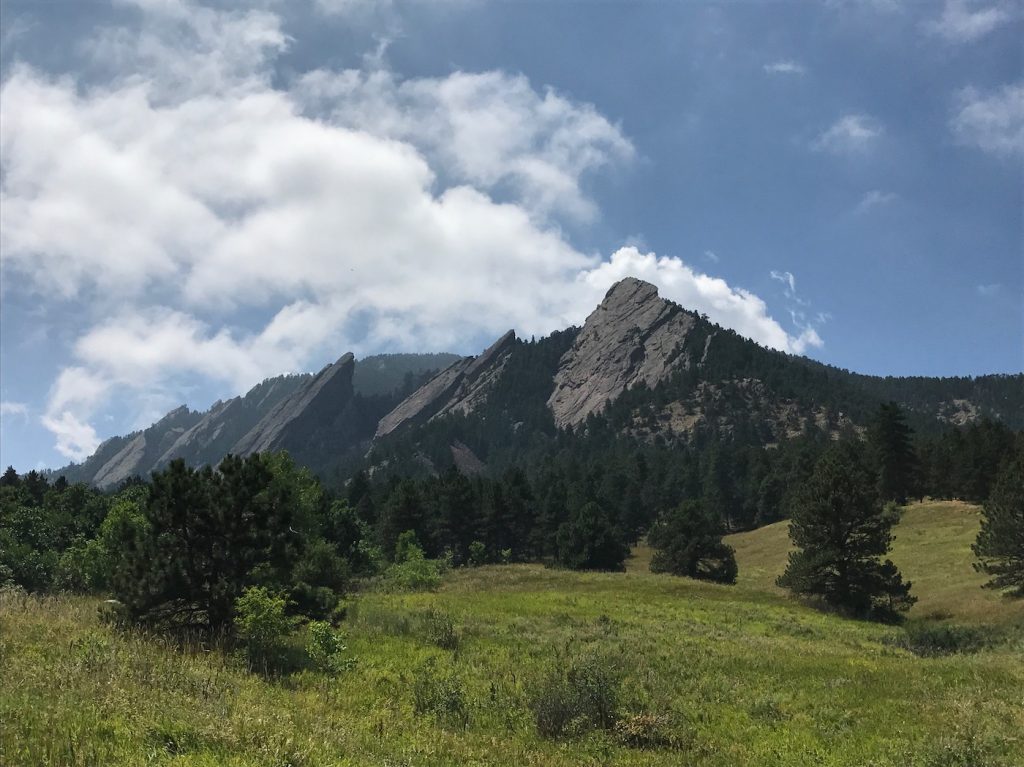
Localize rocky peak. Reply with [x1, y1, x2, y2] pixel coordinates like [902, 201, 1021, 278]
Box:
[547, 277, 696, 429]
[232, 352, 356, 456]
[376, 330, 516, 438]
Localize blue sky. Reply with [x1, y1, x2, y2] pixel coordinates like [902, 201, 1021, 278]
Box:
[1, 0, 1021, 471]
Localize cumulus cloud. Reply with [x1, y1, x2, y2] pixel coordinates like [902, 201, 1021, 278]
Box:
[924, 1, 1014, 43]
[763, 61, 806, 75]
[0, 0, 821, 460]
[295, 68, 634, 222]
[951, 83, 1024, 156]
[812, 114, 883, 154]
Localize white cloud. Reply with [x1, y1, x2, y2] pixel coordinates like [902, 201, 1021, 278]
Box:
[0, 402, 29, 418]
[976, 283, 1002, 296]
[812, 114, 883, 154]
[0, 0, 821, 460]
[770, 269, 798, 297]
[40, 411, 101, 462]
[585, 249, 824, 355]
[854, 189, 898, 213]
[295, 68, 634, 222]
[924, 1, 1013, 43]
[703, 250, 720, 263]
[951, 83, 1024, 156]
[763, 61, 806, 75]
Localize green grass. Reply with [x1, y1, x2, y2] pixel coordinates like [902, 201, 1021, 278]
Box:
[726, 500, 1024, 626]
[2, 501, 1022, 766]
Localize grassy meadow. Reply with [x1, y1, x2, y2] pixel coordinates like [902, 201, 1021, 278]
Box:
[2, 501, 1022, 766]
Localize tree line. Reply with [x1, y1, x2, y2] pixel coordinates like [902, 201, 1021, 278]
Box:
[2, 402, 1021, 636]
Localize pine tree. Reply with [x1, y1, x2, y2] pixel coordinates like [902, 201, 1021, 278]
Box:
[973, 451, 1024, 597]
[555, 501, 628, 571]
[868, 402, 917, 504]
[778, 442, 916, 621]
[649, 500, 737, 583]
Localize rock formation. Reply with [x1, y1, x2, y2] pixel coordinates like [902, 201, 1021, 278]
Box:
[547, 277, 696, 429]
[154, 375, 311, 470]
[90, 406, 202, 488]
[376, 330, 517, 437]
[233, 353, 356, 456]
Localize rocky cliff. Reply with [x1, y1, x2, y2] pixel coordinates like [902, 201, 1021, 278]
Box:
[89, 406, 203, 488]
[154, 375, 311, 471]
[547, 278, 696, 429]
[376, 330, 517, 437]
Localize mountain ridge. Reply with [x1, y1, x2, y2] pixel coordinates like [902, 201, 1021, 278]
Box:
[51, 279, 1024, 487]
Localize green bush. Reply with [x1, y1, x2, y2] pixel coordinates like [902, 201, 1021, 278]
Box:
[306, 620, 355, 673]
[383, 534, 445, 592]
[467, 541, 487, 567]
[234, 587, 294, 671]
[530, 654, 622, 738]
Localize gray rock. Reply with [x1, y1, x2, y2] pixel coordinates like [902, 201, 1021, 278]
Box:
[154, 374, 311, 469]
[232, 353, 356, 456]
[90, 405, 202, 488]
[376, 330, 516, 438]
[547, 277, 696, 429]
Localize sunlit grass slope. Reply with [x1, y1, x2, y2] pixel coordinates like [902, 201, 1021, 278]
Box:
[1, 500, 1021, 766]
[726, 500, 1024, 625]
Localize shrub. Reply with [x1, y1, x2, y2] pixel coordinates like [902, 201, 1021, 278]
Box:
[531, 654, 621, 738]
[467, 541, 487, 567]
[411, 661, 469, 729]
[306, 620, 355, 673]
[890, 622, 990, 657]
[383, 535, 445, 592]
[234, 587, 293, 671]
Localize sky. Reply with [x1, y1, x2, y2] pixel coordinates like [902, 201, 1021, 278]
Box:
[0, 0, 1021, 471]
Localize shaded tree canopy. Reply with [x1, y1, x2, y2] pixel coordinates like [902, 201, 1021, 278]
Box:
[778, 442, 915, 622]
[973, 450, 1024, 597]
[648, 500, 737, 584]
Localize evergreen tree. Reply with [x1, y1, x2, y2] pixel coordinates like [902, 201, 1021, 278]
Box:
[973, 451, 1024, 597]
[379, 480, 429, 559]
[109, 455, 327, 630]
[648, 500, 737, 583]
[555, 501, 628, 571]
[778, 443, 916, 621]
[1, 466, 19, 487]
[868, 402, 917, 504]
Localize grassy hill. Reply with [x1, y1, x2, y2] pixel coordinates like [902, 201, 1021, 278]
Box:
[2, 502, 1022, 767]
[726, 500, 1024, 626]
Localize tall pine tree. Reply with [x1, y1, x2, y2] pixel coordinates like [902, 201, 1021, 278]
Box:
[868, 402, 917, 504]
[778, 442, 916, 621]
[973, 451, 1024, 597]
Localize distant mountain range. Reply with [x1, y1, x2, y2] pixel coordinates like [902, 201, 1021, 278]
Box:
[55, 279, 1023, 487]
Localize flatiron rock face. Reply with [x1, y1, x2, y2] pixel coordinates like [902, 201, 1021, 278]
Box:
[90, 406, 202, 488]
[153, 375, 310, 471]
[232, 352, 356, 456]
[375, 330, 517, 438]
[547, 277, 696, 429]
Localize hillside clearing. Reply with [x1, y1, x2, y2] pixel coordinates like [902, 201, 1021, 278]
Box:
[1, 500, 1021, 767]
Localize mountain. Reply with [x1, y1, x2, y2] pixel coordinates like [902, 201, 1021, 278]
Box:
[369, 278, 1023, 478]
[54, 353, 459, 487]
[56, 279, 1023, 488]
